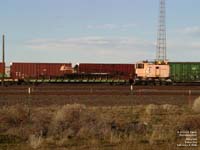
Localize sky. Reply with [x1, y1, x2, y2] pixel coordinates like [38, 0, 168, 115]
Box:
[0, 0, 200, 65]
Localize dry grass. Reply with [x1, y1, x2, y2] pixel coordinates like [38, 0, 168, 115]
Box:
[29, 134, 44, 149]
[178, 115, 200, 131]
[0, 104, 29, 127]
[0, 103, 199, 150]
[192, 96, 200, 113]
[145, 104, 179, 116]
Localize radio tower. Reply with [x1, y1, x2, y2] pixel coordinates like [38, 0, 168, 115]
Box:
[156, 0, 167, 62]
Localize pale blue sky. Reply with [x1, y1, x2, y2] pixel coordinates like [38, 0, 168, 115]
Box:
[0, 0, 200, 65]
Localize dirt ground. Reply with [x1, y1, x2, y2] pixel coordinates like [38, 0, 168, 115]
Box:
[0, 95, 197, 107]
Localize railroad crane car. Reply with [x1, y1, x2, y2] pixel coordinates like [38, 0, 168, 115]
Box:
[135, 61, 170, 85]
[134, 0, 170, 85]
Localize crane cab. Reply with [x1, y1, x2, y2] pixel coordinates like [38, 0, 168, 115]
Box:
[135, 61, 171, 85]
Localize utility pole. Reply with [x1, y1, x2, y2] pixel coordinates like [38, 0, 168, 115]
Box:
[2, 34, 5, 86]
[156, 0, 167, 62]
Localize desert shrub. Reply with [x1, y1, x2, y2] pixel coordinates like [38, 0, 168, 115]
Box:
[145, 104, 180, 116]
[178, 115, 200, 131]
[111, 121, 148, 135]
[50, 104, 86, 137]
[161, 104, 179, 113]
[145, 104, 161, 115]
[29, 134, 44, 149]
[110, 132, 122, 144]
[0, 104, 191, 149]
[31, 109, 52, 137]
[58, 138, 76, 147]
[0, 105, 30, 140]
[0, 105, 30, 127]
[78, 110, 110, 139]
[49, 104, 109, 141]
[192, 96, 200, 113]
[5, 125, 32, 141]
[126, 122, 148, 134]
[0, 134, 22, 144]
[149, 125, 173, 145]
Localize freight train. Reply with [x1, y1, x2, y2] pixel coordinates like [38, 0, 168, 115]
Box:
[135, 61, 200, 85]
[0, 61, 200, 85]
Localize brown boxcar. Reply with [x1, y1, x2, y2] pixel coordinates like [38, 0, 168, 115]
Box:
[0, 63, 5, 76]
[78, 63, 135, 79]
[10, 62, 72, 79]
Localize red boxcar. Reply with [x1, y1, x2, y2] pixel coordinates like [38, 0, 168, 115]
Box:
[78, 63, 135, 79]
[0, 63, 5, 75]
[10, 62, 72, 79]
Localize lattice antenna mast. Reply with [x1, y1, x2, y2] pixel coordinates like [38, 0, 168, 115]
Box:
[156, 0, 167, 61]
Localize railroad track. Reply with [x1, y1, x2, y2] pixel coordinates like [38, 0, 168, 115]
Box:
[1, 84, 200, 89]
[0, 85, 198, 107]
[0, 85, 200, 96]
